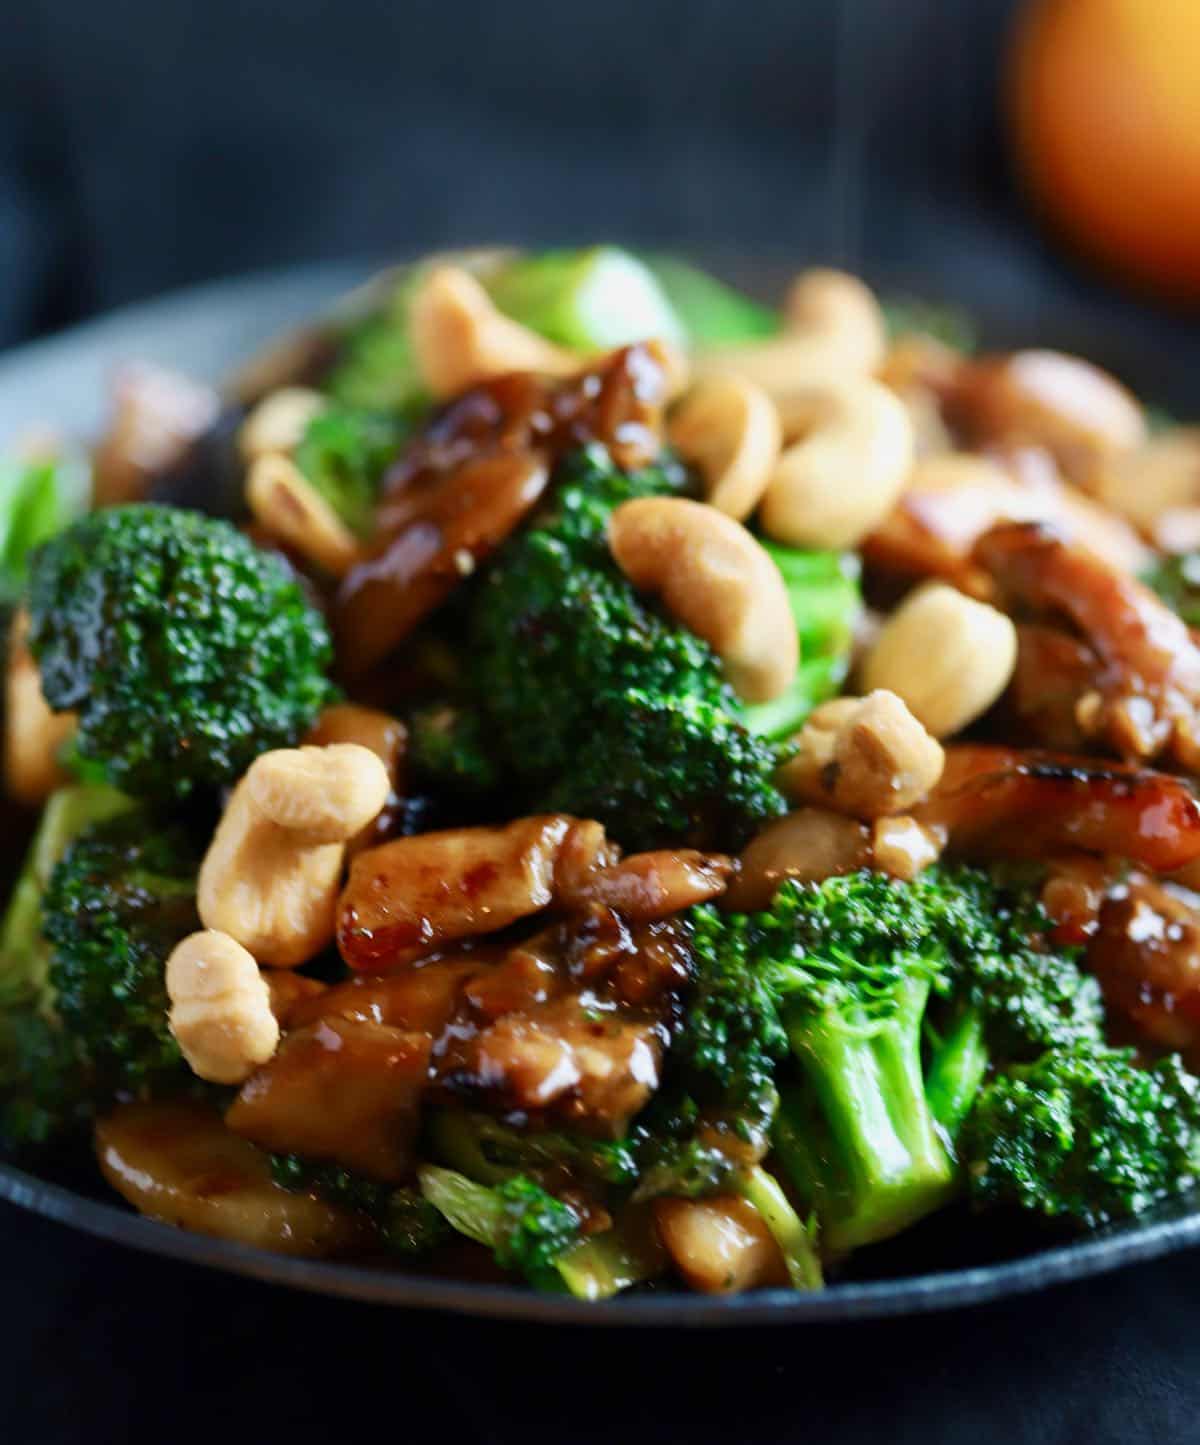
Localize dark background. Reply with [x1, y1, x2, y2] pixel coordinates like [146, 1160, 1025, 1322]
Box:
[3, 2, 1200, 1441]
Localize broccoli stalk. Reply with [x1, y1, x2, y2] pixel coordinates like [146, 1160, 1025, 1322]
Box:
[0, 452, 90, 606]
[737, 1165, 823, 1291]
[28, 504, 336, 800]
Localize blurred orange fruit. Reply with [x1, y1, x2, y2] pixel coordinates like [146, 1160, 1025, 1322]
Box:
[1010, 0, 1200, 300]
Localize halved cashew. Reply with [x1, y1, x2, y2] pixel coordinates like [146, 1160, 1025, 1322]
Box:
[667, 376, 782, 520]
[608, 497, 798, 703]
[198, 742, 391, 968]
[166, 930, 280, 1085]
[950, 349, 1146, 478]
[246, 453, 363, 577]
[777, 690, 945, 819]
[410, 265, 579, 400]
[860, 583, 1017, 739]
[693, 268, 885, 401]
[759, 378, 915, 548]
[5, 611, 73, 805]
[238, 386, 327, 462]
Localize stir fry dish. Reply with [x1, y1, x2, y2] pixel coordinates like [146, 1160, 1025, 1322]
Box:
[5, 247, 1200, 1300]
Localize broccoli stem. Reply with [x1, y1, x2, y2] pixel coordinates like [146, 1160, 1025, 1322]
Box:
[736, 1165, 823, 1290]
[778, 976, 958, 1253]
[925, 1006, 990, 1139]
[553, 1207, 668, 1300]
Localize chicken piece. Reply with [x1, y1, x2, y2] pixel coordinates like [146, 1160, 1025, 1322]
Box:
[913, 745, 1200, 873]
[287, 957, 483, 1033]
[975, 521, 1200, 769]
[1005, 624, 1099, 751]
[95, 1101, 374, 1257]
[1087, 874, 1200, 1056]
[1038, 855, 1116, 946]
[654, 1195, 787, 1294]
[862, 449, 1148, 595]
[261, 969, 328, 1028]
[226, 1018, 431, 1182]
[442, 995, 665, 1138]
[338, 815, 592, 972]
[556, 849, 734, 919]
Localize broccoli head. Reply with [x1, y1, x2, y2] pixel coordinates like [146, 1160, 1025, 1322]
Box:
[28, 504, 336, 800]
[962, 1045, 1200, 1229]
[470, 445, 785, 849]
[42, 810, 200, 1098]
[270, 1154, 450, 1256]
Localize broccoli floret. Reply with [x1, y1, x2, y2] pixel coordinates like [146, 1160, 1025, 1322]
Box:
[407, 705, 501, 797]
[427, 1108, 639, 1189]
[671, 866, 1102, 1254]
[1143, 552, 1200, 628]
[0, 453, 89, 605]
[470, 445, 785, 849]
[41, 810, 200, 1099]
[293, 404, 410, 538]
[962, 1045, 1200, 1229]
[418, 1164, 582, 1289]
[270, 1154, 450, 1256]
[28, 505, 336, 800]
[638, 255, 780, 345]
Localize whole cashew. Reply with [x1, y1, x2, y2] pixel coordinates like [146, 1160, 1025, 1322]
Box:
[608, 496, 798, 703]
[246, 453, 364, 578]
[860, 582, 1017, 739]
[692, 267, 886, 401]
[667, 375, 782, 520]
[166, 929, 280, 1085]
[1089, 427, 1200, 531]
[759, 378, 915, 549]
[410, 265, 580, 400]
[198, 742, 391, 967]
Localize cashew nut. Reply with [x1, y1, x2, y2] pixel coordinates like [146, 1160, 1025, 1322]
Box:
[667, 376, 782, 520]
[198, 742, 390, 967]
[246, 453, 363, 577]
[410, 265, 580, 400]
[238, 386, 327, 463]
[1088, 427, 1200, 531]
[5, 611, 73, 805]
[777, 690, 945, 819]
[860, 582, 1017, 739]
[693, 268, 885, 401]
[608, 496, 798, 703]
[166, 930, 280, 1085]
[759, 378, 915, 548]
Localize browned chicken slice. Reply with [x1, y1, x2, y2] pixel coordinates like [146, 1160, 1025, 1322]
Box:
[913, 744, 1200, 873]
[441, 995, 665, 1138]
[338, 815, 592, 972]
[975, 521, 1200, 769]
[555, 849, 733, 920]
[287, 957, 484, 1033]
[1087, 873, 1200, 1056]
[226, 1018, 431, 1181]
[1005, 623, 1099, 751]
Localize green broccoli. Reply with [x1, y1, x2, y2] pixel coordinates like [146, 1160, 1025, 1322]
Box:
[470, 444, 785, 849]
[427, 1108, 639, 1190]
[962, 1045, 1200, 1229]
[407, 705, 501, 798]
[270, 1154, 450, 1256]
[638, 255, 780, 345]
[672, 866, 1103, 1255]
[28, 504, 336, 800]
[1143, 551, 1200, 628]
[742, 546, 861, 742]
[293, 404, 411, 538]
[0, 453, 89, 605]
[0, 784, 135, 1150]
[41, 810, 200, 1099]
[418, 1163, 665, 1298]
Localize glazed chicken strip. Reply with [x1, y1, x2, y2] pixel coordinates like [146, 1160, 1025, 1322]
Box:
[974, 521, 1200, 768]
[913, 744, 1200, 873]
